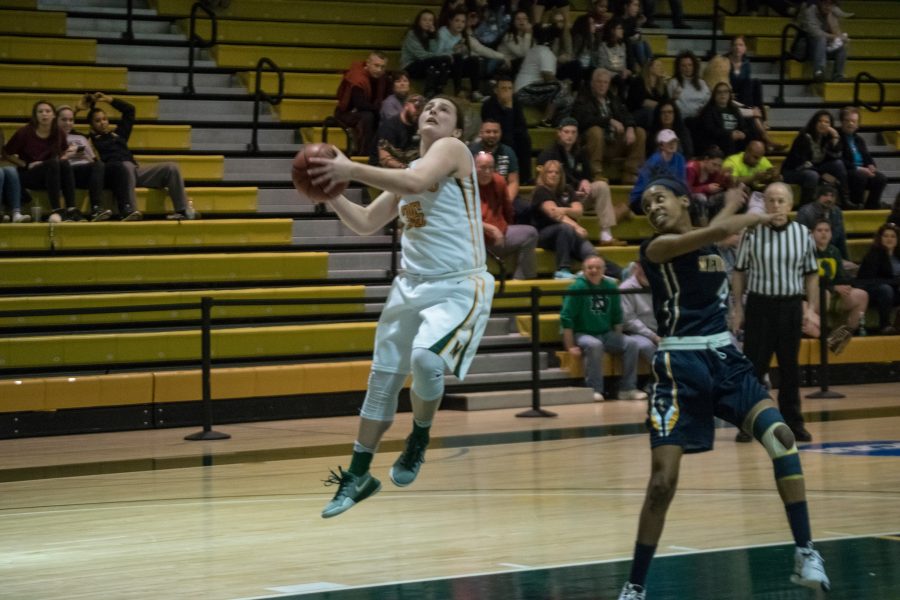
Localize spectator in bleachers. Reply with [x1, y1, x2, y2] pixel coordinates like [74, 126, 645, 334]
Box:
[561, 0, 610, 93]
[482, 76, 533, 184]
[572, 67, 645, 183]
[372, 94, 425, 169]
[470, 0, 512, 49]
[86, 92, 189, 221]
[855, 223, 900, 335]
[804, 219, 868, 348]
[531, 159, 597, 278]
[644, 99, 692, 158]
[402, 10, 453, 98]
[465, 5, 513, 82]
[439, 0, 468, 27]
[498, 9, 534, 73]
[597, 18, 633, 92]
[380, 72, 411, 122]
[2, 100, 80, 222]
[693, 82, 754, 157]
[797, 0, 848, 82]
[56, 105, 111, 222]
[532, 0, 570, 26]
[514, 23, 573, 127]
[537, 117, 629, 246]
[0, 130, 29, 223]
[476, 152, 539, 279]
[626, 57, 668, 130]
[723, 140, 778, 196]
[781, 109, 847, 206]
[839, 106, 887, 210]
[619, 0, 651, 71]
[667, 50, 709, 121]
[548, 8, 575, 71]
[629, 128, 686, 212]
[335, 52, 391, 156]
[468, 119, 520, 201]
[641, 0, 689, 28]
[561, 254, 647, 402]
[619, 260, 658, 366]
[437, 8, 507, 101]
[686, 145, 727, 224]
[743, 0, 800, 17]
[795, 183, 848, 259]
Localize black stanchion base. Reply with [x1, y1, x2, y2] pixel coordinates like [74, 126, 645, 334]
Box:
[184, 429, 231, 441]
[516, 408, 558, 418]
[806, 389, 846, 399]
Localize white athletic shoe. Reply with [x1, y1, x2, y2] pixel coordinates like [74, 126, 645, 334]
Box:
[618, 582, 646, 600]
[619, 389, 648, 401]
[593, 392, 605, 402]
[791, 542, 831, 591]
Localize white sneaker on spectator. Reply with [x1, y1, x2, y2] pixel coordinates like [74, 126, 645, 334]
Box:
[619, 389, 648, 401]
[593, 392, 605, 402]
[12, 213, 32, 223]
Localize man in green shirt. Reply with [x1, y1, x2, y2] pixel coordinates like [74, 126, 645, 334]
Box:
[561, 256, 648, 402]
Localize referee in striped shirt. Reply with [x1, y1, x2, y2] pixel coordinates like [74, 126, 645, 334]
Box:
[731, 182, 819, 442]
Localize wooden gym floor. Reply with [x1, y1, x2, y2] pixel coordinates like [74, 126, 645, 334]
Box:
[1, 383, 898, 600]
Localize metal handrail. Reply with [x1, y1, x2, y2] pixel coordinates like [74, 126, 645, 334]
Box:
[774, 22, 802, 106]
[184, 1, 218, 95]
[853, 71, 885, 113]
[709, 0, 738, 59]
[122, 0, 134, 41]
[247, 57, 285, 153]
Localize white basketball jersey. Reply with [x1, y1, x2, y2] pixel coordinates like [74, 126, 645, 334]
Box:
[398, 155, 486, 276]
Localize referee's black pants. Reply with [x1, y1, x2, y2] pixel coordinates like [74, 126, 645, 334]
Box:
[743, 293, 805, 430]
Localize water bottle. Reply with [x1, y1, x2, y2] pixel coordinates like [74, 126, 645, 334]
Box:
[185, 200, 196, 219]
[858, 312, 867, 337]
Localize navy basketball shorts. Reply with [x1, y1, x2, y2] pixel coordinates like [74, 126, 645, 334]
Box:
[648, 344, 770, 453]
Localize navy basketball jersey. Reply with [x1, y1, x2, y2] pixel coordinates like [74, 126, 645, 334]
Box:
[639, 238, 729, 337]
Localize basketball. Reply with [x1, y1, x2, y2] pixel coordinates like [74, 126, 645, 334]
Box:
[291, 143, 347, 203]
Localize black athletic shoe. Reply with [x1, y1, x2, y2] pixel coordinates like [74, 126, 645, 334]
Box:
[390, 433, 429, 487]
[735, 430, 753, 443]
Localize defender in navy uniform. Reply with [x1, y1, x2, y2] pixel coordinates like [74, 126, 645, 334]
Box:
[615, 178, 831, 600]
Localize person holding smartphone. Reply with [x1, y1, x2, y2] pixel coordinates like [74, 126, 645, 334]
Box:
[57, 104, 111, 222]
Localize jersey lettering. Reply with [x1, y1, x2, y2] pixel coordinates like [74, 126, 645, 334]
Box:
[401, 201, 427, 229]
[697, 254, 725, 273]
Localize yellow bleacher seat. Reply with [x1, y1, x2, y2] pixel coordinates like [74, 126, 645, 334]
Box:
[0, 9, 66, 36]
[823, 82, 900, 103]
[186, 19, 406, 48]
[0, 64, 128, 92]
[0, 36, 95, 63]
[154, 0, 424, 25]
[724, 16, 900, 38]
[0, 94, 159, 120]
[211, 45, 400, 71]
[20, 186, 258, 218]
[0, 224, 47, 251]
[788, 61, 900, 82]
[841, 1, 900, 19]
[238, 72, 342, 98]
[132, 155, 224, 180]
[752, 37, 900, 60]
[0, 252, 329, 289]
[0, 285, 367, 328]
[0, 321, 378, 369]
[0, 123, 189, 150]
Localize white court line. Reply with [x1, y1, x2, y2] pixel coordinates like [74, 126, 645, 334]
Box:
[2, 488, 899, 518]
[225, 529, 900, 598]
[667, 545, 698, 552]
[497, 562, 532, 569]
[266, 583, 347, 593]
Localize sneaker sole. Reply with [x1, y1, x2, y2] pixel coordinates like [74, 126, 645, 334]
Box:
[790, 574, 831, 592]
[389, 466, 418, 488]
[321, 479, 382, 519]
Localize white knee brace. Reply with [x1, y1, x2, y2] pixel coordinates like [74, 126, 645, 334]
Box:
[410, 347, 445, 402]
[359, 369, 406, 422]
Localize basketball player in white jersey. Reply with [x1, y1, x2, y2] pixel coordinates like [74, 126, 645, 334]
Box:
[308, 96, 495, 518]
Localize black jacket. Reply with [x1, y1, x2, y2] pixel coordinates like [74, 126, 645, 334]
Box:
[89, 98, 136, 163]
[839, 130, 875, 169]
[572, 92, 635, 133]
[782, 131, 842, 172]
[537, 142, 592, 184]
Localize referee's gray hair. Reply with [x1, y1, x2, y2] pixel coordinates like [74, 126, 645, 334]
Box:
[764, 181, 793, 201]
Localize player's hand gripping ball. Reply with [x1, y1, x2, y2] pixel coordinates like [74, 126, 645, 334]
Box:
[292, 143, 348, 203]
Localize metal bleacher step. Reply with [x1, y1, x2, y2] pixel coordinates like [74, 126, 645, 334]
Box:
[444, 368, 576, 390]
[256, 188, 367, 214]
[128, 71, 237, 96]
[96, 44, 215, 68]
[447, 386, 594, 411]
[157, 98, 274, 123]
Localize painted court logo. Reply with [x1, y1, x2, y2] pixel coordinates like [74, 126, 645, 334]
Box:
[800, 441, 900, 456]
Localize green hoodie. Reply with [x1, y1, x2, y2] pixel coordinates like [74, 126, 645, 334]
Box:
[560, 275, 622, 335]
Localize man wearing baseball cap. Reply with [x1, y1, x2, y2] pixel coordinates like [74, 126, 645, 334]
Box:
[629, 128, 687, 213]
